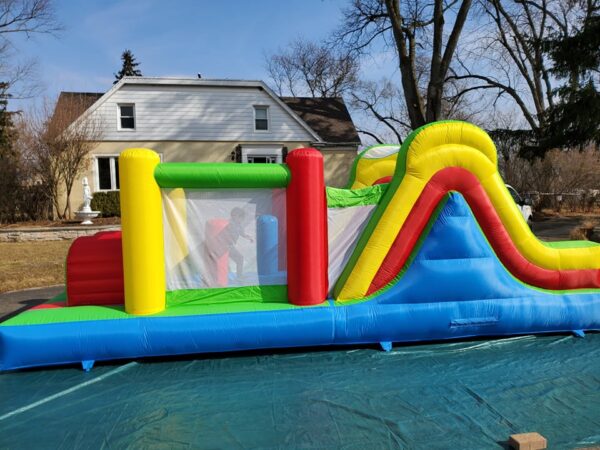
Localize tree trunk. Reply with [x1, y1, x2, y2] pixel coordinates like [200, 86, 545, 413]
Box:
[384, 0, 427, 129]
[427, 0, 445, 122]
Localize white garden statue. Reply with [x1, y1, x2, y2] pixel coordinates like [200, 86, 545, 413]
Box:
[81, 177, 93, 213]
[75, 177, 100, 225]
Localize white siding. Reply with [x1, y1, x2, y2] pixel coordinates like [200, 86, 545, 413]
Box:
[90, 84, 315, 142]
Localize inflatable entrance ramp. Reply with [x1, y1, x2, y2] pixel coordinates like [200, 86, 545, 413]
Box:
[1, 121, 599, 371]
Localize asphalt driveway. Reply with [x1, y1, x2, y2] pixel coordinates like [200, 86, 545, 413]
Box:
[0, 285, 64, 322]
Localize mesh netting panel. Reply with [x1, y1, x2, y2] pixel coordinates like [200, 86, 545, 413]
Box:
[327, 205, 376, 293]
[162, 188, 287, 290]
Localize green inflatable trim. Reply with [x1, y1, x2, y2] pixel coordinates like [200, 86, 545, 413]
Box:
[166, 285, 288, 306]
[1, 285, 307, 327]
[543, 240, 600, 249]
[326, 184, 388, 208]
[154, 162, 290, 189]
[52, 290, 67, 302]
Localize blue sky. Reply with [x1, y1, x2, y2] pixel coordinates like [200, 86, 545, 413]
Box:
[7, 0, 526, 135]
[11, 0, 395, 109]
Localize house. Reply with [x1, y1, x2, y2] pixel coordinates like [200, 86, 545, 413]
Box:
[56, 77, 361, 213]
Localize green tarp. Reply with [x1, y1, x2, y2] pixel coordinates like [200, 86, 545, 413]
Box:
[1, 333, 599, 448]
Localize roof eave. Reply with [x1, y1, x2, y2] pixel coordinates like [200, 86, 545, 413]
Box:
[312, 141, 361, 149]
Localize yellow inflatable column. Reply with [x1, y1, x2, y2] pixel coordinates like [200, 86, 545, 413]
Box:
[119, 149, 166, 315]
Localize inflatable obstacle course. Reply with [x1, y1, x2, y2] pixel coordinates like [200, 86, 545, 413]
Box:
[1, 121, 599, 371]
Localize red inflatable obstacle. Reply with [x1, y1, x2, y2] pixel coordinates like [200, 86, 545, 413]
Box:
[66, 231, 125, 306]
[286, 148, 328, 306]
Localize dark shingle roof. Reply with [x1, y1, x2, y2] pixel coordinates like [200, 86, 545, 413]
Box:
[56, 91, 361, 146]
[56, 91, 103, 112]
[280, 96, 360, 145]
[52, 92, 103, 129]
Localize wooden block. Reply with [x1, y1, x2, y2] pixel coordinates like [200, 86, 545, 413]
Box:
[509, 432, 547, 450]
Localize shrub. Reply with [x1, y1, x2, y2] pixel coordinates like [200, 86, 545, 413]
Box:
[501, 146, 600, 213]
[91, 191, 120, 217]
[569, 220, 599, 241]
[17, 183, 53, 221]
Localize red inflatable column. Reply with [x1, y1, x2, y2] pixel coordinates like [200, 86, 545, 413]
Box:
[286, 148, 328, 305]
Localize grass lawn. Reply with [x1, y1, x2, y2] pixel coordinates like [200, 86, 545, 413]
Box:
[0, 240, 72, 293]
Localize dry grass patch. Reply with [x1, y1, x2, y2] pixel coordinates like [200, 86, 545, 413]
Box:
[569, 220, 599, 241]
[0, 240, 72, 293]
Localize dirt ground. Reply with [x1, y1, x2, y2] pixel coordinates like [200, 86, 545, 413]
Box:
[0, 240, 73, 293]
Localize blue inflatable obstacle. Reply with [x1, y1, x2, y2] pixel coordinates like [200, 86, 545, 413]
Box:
[256, 214, 284, 283]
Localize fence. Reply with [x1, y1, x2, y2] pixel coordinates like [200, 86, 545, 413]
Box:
[527, 190, 600, 212]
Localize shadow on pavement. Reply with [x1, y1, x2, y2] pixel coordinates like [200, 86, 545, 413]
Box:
[0, 285, 64, 322]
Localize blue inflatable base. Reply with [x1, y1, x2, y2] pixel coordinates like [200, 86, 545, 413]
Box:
[2, 194, 599, 371]
[1, 297, 600, 371]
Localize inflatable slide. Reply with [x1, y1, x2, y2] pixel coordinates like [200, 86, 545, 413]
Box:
[1, 121, 599, 371]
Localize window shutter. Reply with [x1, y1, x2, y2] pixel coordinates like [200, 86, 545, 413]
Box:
[282, 146, 288, 162]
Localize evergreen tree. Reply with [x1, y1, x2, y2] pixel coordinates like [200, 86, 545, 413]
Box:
[541, 12, 600, 150]
[0, 82, 20, 222]
[0, 82, 15, 159]
[114, 50, 142, 84]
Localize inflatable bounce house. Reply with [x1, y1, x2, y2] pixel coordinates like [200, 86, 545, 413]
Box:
[1, 121, 600, 371]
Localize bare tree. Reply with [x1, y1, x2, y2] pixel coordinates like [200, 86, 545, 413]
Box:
[350, 79, 411, 143]
[335, 0, 473, 129]
[447, 0, 597, 142]
[22, 107, 61, 218]
[265, 29, 478, 144]
[0, 0, 57, 35]
[0, 0, 60, 99]
[349, 71, 479, 143]
[265, 39, 360, 98]
[26, 95, 103, 219]
[266, 38, 399, 143]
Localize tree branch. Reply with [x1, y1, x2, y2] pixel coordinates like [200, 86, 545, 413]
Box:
[357, 129, 385, 144]
[446, 72, 539, 131]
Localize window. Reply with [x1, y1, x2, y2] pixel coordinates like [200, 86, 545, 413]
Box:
[247, 155, 278, 163]
[240, 146, 283, 163]
[254, 106, 269, 131]
[96, 156, 120, 190]
[118, 104, 135, 130]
